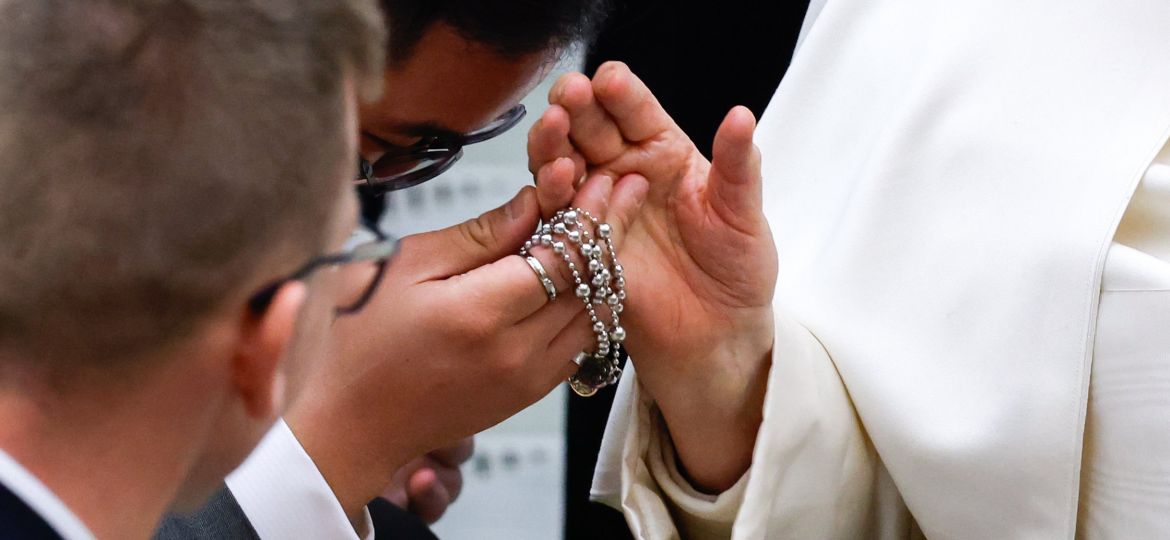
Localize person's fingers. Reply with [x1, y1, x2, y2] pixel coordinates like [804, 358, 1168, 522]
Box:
[534, 157, 578, 221]
[395, 187, 539, 282]
[539, 309, 606, 388]
[604, 174, 650, 250]
[444, 174, 613, 320]
[512, 173, 646, 336]
[527, 105, 586, 181]
[592, 61, 678, 143]
[406, 468, 451, 525]
[525, 174, 615, 295]
[430, 461, 464, 502]
[551, 72, 628, 165]
[383, 486, 409, 509]
[708, 107, 765, 224]
[428, 437, 475, 468]
[448, 175, 616, 326]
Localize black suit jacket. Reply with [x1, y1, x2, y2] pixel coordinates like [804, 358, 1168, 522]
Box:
[155, 488, 437, 540]
[0, 481, 64, 540]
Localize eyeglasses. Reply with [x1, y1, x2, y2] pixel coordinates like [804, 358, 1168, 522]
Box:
[354, 105, 527, 195]
[248, 219, 397, 316]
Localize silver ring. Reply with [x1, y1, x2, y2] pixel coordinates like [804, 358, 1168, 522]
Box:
[524, 256, 557, 301]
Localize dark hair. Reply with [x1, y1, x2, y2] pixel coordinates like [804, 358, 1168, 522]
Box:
[0, 0, 384, 368]
[381, 0, 610, 63]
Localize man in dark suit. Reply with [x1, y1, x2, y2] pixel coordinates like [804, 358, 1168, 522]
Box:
[0, 0, 384, 537]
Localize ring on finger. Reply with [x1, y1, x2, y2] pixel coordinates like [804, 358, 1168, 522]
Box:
[524, 256, 558, 302]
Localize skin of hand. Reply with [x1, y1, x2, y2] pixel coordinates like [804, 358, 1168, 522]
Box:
[285, 166, 650, 524]
[528, 61, 779, 492]
[381, 437, 474, 524]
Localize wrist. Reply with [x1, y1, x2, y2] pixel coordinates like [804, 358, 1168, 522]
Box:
[638, 310, 774, 492]
[285, 395, 416, 522]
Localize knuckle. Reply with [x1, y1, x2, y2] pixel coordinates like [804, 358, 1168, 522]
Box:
[444, 297, 497, 343]
[457, 214, 498, 252]
[395, 233, 424, 256]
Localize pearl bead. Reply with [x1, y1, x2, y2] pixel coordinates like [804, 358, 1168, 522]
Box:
[592, 274, 606, 287]
[618, 291, 627, 300]
[614, 264, 624, 276]
[594, 321, 606, 333]
[617, 277, 626, 288]
[540, 234, 553, 246]
[598, 223, 612, 238]
[541, 224, 552, 235]
[588, 259, 602, 273]
[553, 241, 566, 254]
[567, 230, 581, 243]
[553, 222, 567, 235]
[576, 284, 591, 298]
[614, 304, 624, 314]
[580, 244, 594, 257]
[565, 210, 578, 222]
[607, 294, 620, 306]
[611, 327, 627, 342]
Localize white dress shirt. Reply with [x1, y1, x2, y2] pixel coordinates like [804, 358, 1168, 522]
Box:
[0, 449, 95, 540]
[227, 419, 375, 540]
[592, 0, 1170, 537]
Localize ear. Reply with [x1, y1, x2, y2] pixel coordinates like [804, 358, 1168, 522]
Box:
[233, 281, 307, 420]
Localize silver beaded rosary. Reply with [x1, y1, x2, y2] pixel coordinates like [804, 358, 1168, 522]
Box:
[520, 208, 626, 397]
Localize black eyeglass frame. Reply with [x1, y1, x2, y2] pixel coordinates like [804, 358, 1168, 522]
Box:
[355, 105, 527, 194]
[248, 219, 396, 316]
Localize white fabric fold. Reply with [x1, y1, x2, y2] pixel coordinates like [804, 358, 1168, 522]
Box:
[226, 420, 374, 540]
[592, 0, 1170, 537]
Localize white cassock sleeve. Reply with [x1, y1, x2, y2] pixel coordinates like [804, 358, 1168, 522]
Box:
[592, 311, 912, 540]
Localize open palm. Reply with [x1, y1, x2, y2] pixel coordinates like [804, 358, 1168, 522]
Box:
[530, 62, 778, 423]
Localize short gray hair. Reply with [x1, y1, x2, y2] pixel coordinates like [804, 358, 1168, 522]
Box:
[0, 0, 385, 370]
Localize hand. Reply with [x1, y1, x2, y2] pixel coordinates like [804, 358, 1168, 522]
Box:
[287, 169, 650, 522]
[529, 62, 778, 491]
[382, 437, 474, 524]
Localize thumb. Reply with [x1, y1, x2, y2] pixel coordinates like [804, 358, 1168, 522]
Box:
[398, 186, 540, 281]
[708, 106, 764, 222]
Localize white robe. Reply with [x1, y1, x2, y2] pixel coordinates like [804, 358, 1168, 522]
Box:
[592, 0, 1170, 537]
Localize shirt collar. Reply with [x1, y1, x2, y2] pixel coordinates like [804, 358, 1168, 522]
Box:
[0, 449, 96, 540]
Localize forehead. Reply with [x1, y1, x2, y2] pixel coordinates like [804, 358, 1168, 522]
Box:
[359, 23, 554, 136]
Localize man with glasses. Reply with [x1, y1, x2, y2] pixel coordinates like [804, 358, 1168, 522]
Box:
[159, 1, 656, 539]
[0, 0, 386, 538]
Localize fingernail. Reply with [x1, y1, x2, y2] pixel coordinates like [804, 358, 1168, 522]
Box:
[505, 188, 530, 220]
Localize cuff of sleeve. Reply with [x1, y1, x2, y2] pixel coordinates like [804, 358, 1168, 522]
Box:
[226, 419, 374, 540]
[647, 408, 748, 538]
[590, 362, 753, 540]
